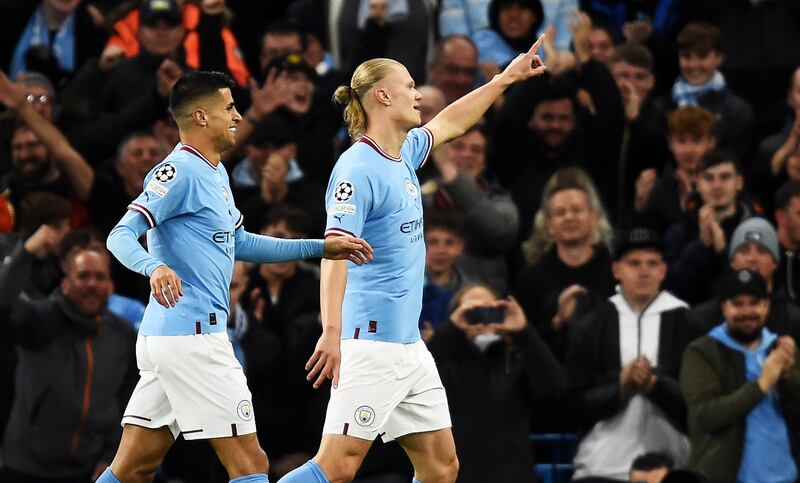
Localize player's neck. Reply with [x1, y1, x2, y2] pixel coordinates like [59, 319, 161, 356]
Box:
[180, 135, 220, 166]
[363, 126, 406, 159]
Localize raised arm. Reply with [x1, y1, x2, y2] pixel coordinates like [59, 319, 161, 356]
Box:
[424, 34, 547, 150]
[0, 70, 94, 199]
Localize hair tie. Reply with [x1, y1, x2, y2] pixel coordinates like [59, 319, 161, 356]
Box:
[348, 86, 357, 100]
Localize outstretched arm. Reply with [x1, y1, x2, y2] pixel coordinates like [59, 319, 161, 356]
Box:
[234, 228, 373, 265]
[424, 34, 547, 150]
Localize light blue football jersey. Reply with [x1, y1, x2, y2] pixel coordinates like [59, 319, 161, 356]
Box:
[127, 144, 243, 336]
[324, 127, 433, 343]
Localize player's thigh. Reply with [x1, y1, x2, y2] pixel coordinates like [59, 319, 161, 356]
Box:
[313, 434, 374, 482]
[110, 424, 174, 478]
[397, 428, 458, 481]
[208, 433, 268, 479]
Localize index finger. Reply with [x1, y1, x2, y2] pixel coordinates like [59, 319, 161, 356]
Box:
[528, 34, 545, 56]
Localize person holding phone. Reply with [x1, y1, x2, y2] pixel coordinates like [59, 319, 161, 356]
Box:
[426, 284, 567, 483]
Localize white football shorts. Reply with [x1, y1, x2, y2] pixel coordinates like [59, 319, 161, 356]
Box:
[322, 339, 451, 442]
[121, 332, 256, 440]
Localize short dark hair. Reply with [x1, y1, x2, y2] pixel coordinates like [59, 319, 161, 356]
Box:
[612, 42, 654, 72]
[535, 75, 579, 113]
[424, 213, 465, 238]
[169, 71, 235, 115]
[489, 0, 545, 38]
[261, 18, 307, 51]
[17, 192, 71, 233]
[668, 106, 716, 138]
[631, 451, 674, 472]
[261, 204, 312, 237]
[699, 149, 741, 174]
[677, 22, 722, 56]
[59, 229, 108, 270]
[775, 180, 800, 211]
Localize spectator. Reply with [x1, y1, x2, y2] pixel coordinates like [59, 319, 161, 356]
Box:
[105, 0, 250, 86]
[493, 68, 624, 237]
[515, 167, 616, 362]
[87, 130, 166, 235]
[4, 123, 90, 228]
[566, 228, 697, 481]
[774, 181, 800, 302]
[244, 205, 320, 340]
[98, 0, 188, 114]
[328, 0, 436, 83]
[1, 0, 107, 86]
[253, 53, 340, 186]
[663, 149, 756, 305]
[258, 18, 305, 80]
[285, 3, 345, 102]
[439, 0, 576, 52]
[630, 452, 673, 483]
[428, 35, 480, 106]
[236, 116, 326, 235]
[685, 0, 800, 139]
[751, 66, 800, 214]
[692, 217, 800, 343]
[585, 21, 616, 65]
[428, 284, 567, 483]
[473, 0, 545, 77]
[423, 125, 518, 293]
[0, 229, 137, 483]
[609, 42, 670, 222]
[670, 22, 755, 162]
[420, 214, 470, 340]
[417, 85, 447, 125]
[680, 269, 800, 483]
[635, 106, 717, 235]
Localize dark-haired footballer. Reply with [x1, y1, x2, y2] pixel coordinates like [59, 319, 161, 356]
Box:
[100, 71, 373, 483]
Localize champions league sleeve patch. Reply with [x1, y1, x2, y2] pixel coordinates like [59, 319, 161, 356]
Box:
[334, 180, 354, 202]
[154, 163, 177, 183]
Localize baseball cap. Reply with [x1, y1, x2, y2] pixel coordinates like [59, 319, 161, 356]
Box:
[720, 269, 768, 300]
[728, 217, 779, 262]
[140, 0, 182, 27]
[613, 227, 664, 260]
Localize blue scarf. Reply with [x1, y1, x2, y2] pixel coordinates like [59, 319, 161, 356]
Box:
[10, 4, 76, 77]
[671, 71, 726, 107]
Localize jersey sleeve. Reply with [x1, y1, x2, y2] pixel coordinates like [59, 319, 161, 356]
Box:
[324, 166, 373, 238]
[126, 161, 198, 228]
[401, 127, 434, 171]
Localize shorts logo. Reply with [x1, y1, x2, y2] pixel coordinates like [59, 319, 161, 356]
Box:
[404, 178, 418, 198]
[334, 181, 354, 201]
[154, 163, 177, 183]
[354, 406, 375, 427]
[237, 400, 253, 421]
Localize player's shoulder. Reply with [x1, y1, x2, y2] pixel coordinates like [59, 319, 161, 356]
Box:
[146, 145, 204, 184]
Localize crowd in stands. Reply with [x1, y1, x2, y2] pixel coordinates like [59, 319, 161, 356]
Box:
[2, 0, 800, 482]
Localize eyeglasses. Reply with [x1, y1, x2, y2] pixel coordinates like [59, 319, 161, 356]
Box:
[25, 94, 49, 105]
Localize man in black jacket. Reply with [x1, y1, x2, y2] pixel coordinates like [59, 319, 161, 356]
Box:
[0, 224, 137, 483]
[428, 284, 566, 483]
[566, 228, 701, 482]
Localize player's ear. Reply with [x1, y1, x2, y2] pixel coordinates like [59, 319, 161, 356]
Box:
[192, 108, 208, 127]
[374, 88, 391, 107]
